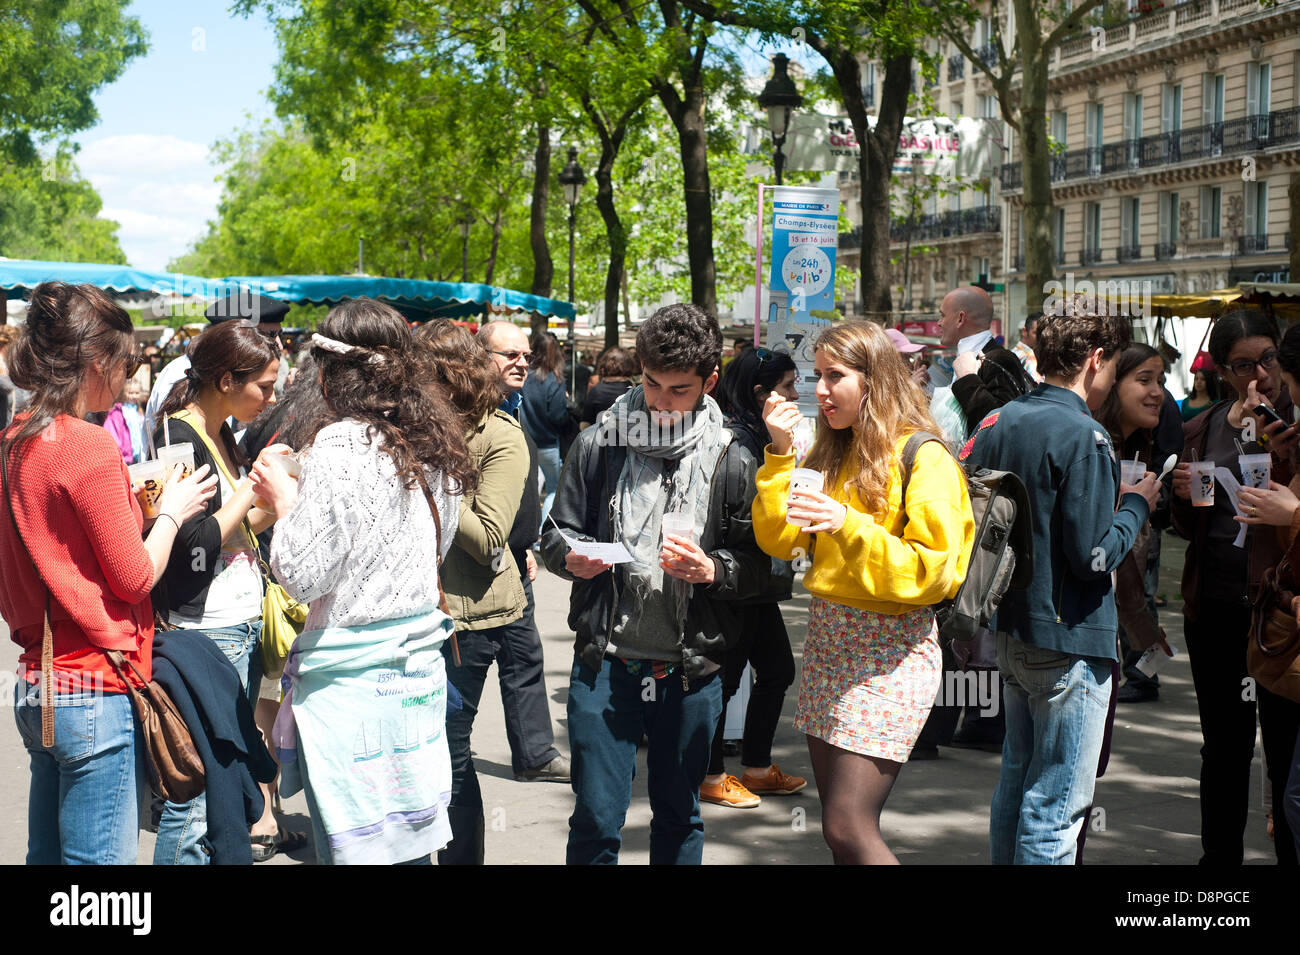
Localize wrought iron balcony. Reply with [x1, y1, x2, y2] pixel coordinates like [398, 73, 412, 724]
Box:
[839, 227, 862, 250]
[1238, 234, 1269, 255]
[1155, 242, 1177, 260]
[1080, 248, 1103, 266]
[890, 206, 1002, 242]
[998, 106, 1300, 192]
[976, 41, 998, 66]
[947, 55, 965, 82]
[1116, 245, 1142, 263]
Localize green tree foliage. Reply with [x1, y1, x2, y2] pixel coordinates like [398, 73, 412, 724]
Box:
[0, 148, 127, 263]
[0, 0, 148, 165]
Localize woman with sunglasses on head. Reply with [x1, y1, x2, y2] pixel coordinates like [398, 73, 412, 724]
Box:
[1, 282, 217, 864]
[1171, 310, 1300, 864]
[251, 299, 477, 865]
[698, 346, 807, 808]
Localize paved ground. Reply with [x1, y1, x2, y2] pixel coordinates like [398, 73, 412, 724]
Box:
[0, 533, 1283, 864]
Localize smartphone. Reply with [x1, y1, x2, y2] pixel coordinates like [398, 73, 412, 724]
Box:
[1254, 402, 1284, 427]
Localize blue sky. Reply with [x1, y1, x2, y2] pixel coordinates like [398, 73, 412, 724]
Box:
[71, 0, 280, 270]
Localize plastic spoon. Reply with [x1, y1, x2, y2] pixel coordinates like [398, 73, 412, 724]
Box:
[1157, 453, 1178, 481]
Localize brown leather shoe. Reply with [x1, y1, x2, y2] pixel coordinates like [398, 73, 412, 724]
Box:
[740, 764, 808, 796]
[700, 775, 761, 808]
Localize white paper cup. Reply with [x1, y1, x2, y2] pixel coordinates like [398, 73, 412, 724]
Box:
[786, 468, 825, 527]
[158, 442, 195, 479]
[660, 512, 696, 563]
[128, 460, 168, 519]
[1188, 461, 1215, 507]
[1119, 460, 1146, 487]
[1239, 453, 1271, 490]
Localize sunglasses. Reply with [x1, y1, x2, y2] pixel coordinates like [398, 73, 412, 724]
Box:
[489, 349, 532, 363]
[122, 353, 147, 375]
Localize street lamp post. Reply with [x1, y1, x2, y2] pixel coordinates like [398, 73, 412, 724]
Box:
[557, 145, 586, 395]
[758, 53, 803, 186]
[458, 216, 472, 283]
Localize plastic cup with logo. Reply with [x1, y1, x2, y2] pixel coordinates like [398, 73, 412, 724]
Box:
[1119, 459, 1146, 487]
[157, 442, 195, 479]
[787, 468, 826, 527]
[128, 460, 169, 519]
[660, 511, 696, 563]
[1239, 453, 1271, 490]
[1188, 460, 1216, 507]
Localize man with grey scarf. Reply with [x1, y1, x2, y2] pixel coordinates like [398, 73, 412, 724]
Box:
[539, 303, 770, 865]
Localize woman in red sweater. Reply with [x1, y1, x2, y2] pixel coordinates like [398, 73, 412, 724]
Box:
[1, 282, 216, 865]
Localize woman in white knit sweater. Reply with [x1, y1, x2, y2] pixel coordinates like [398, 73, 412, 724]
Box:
[250, 299, 479, 865]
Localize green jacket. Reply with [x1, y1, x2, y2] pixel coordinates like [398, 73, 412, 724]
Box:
[442, 409, 527, 631]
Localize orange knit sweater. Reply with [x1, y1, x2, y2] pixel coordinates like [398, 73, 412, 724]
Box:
[1, 415, 154, 693]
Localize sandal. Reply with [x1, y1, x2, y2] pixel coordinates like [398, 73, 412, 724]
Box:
[251, 827, 309, 863]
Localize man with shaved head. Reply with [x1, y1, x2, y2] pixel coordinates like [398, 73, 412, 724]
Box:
[938, 286, 1036, 438]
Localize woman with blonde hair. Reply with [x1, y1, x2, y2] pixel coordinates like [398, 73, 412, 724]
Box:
[753, 320, 975, 864]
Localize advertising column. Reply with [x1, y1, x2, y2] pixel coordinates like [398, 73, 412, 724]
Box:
[766, 185, 839, 422]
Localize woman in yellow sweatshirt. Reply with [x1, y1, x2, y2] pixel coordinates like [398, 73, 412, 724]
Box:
[755, 321, 974, 864]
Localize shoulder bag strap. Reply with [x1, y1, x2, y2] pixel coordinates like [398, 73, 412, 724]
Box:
[2, 439, 56, 746]
[417, 474, 460, 667]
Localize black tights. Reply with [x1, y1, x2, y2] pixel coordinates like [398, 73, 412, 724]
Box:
[807, 735, 902, 865]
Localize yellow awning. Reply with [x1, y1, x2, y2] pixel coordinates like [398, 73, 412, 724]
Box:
[1148, 289, 1242, 317]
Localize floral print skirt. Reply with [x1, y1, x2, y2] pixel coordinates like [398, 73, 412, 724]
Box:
[795, 598, 942, 763]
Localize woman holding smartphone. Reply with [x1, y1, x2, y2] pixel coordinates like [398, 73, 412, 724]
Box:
[1171, 310, 1300, 864]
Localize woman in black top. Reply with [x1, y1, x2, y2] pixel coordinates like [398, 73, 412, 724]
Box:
[580, 346, 638, 429]
[699, 345, 808, 808]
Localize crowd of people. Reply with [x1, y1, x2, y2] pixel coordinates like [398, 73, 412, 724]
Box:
[1, 279, 1298, 866]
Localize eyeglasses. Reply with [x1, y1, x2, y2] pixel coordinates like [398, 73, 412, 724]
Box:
[1227, 350, 1278, 377]
[489, 349, 532, 363]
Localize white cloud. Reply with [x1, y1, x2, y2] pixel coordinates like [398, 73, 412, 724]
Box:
[77, 133, 223, 271]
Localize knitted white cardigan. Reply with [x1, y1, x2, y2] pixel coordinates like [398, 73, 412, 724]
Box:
[270, 419, 459, 631]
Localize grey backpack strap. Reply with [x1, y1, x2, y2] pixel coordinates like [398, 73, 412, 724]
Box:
[898, 431, 945, 530]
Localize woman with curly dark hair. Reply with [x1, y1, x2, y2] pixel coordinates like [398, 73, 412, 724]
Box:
[251, 298, 478, 865]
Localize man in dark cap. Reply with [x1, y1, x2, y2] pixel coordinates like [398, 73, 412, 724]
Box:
[145, 290, 290, 435]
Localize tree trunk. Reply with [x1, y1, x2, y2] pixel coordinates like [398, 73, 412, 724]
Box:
[657, 81, 717, 317]
[595, 159, 625, 350]
[833, 48, 909, 323]
[621, 266, 632, 331]
[1018, 33, 1053, 313]
[529, 123, 554, 338]
[485, 208, 503, 285]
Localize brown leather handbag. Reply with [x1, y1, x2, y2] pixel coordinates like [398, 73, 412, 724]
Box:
[1249, 520, 1300, 704]
[2, 441, 205, 801]
[105, 650, 206, 802]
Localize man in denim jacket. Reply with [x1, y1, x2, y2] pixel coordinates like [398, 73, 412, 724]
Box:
[962, 304, 1160, 864]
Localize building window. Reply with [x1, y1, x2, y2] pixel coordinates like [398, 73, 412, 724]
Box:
[1157, 191, 1179, 257]
[1248, 61, 1271, 136]
[978, 94, 996, 119]
[1161, 83, 1182, 134]
[1086, 102, 1103, 175]
[1083, 202, 1102, 262]
[1053, 208, 1066, 265]
[1199, 185, 1221, 239]
[863, 62, 876, 107]
[1244, 180, 1268, 242]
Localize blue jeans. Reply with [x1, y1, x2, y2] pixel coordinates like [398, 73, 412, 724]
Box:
[566, 654, 722, 865]
[153, 620, 263, 865]
[13, 681, 143, 865]
[989, 632, 1112, 865]
[537, 444, 562, 533]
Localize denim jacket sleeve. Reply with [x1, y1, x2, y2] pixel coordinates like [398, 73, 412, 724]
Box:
[1058, 446, 1149, 579]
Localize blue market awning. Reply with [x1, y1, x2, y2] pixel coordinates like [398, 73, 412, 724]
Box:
[221, 274, 576, 321]
[0, 260, 576, 322]
[0, 259, 233, 298]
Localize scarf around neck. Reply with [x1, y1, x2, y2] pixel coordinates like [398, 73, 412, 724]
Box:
[608, 385, 730, 630]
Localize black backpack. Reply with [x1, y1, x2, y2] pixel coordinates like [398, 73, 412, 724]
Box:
[898, 432, 1034, 643]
